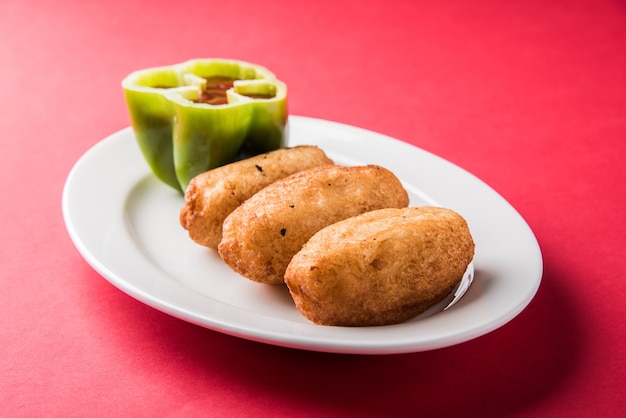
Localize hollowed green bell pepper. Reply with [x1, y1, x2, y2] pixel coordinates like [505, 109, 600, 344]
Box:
[122, 59, 288, 192]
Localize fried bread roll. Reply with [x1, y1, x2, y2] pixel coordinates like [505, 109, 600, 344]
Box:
[180, 146, 333, 249]
[284, 207, 475, 326]
[218, 165, 409, 284]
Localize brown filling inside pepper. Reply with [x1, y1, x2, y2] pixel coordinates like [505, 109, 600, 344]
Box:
[195, 77, 236, 105]
[194, 77, 276, 105]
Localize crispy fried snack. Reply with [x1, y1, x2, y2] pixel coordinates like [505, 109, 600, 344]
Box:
[180, 146, 334, 249]
[218, 165, 409, 284]
[284, 207, 475, 326]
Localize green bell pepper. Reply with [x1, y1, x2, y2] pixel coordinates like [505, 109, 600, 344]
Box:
[122, 59, 288, 192]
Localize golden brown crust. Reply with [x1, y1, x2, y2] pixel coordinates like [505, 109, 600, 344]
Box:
[179, 146, 334, 249]
[218, 165, 410, 285]
[284, 206, 475, 326]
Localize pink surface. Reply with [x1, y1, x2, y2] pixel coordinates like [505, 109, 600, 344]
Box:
[1, 0, 625, 416]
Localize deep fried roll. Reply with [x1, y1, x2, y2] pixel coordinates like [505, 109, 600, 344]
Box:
[218, 164, 409, 284]
[284, 206, 475, 326]
[180, 146, 333, 249]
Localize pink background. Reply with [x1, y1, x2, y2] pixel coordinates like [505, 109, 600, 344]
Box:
[1, 0, 624, 416]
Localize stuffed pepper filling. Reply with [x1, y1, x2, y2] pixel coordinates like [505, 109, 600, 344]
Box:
[193, 77, 277, 105]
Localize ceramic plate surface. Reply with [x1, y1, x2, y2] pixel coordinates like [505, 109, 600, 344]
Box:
[62, 116, 542, 354]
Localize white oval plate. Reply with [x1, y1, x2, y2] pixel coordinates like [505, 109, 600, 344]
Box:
[62, 116, 542, 354]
